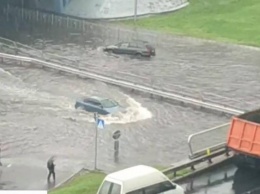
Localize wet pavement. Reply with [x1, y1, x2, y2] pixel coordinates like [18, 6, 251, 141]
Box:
[181, 164, 260, 194]
[0, 156, 80, 190]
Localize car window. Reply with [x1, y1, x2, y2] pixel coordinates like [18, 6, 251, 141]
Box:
[129, 42, 138, 47]
[132, 41, 148, 48]
[127, 190, 144, 194]
[145, 181, 175, 194]
[115, 43, 122, 47]
[120, 43, 129, 48]
[91, 101, 102, 106]
[127, 181, 175, 194]
[110, 183, 122, 194]
[101, 99, 118, 108]
[84, 98, 102, 106]
[83, 98, 90, 103]
[98, 181, 112, 194]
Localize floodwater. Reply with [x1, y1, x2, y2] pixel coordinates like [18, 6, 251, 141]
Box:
[0, 12, 258, 192]
[0, 60, 227, 172]
[2, 19, 260, 112]
[181, 164, 260, 194]
[0, 20, 231, 173]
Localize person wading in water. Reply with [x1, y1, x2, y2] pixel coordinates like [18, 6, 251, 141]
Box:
[47, 156, 56, 182]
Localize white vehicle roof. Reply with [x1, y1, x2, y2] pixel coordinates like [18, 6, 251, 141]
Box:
[105, 165, 170, 192]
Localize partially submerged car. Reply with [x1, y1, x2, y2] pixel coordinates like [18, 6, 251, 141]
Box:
[75, 96, 119, 115]
[103, 40, 156, 57]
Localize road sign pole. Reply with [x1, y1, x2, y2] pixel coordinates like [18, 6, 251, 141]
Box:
[112, 130, 121, 163]
[134, 0, 138, 23]
[94, 113, 98, 170]
[114, 140, 119, 162]
[0, 147, 2, 166]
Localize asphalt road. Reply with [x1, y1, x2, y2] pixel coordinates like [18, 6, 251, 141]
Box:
[0, 156, 76, 190]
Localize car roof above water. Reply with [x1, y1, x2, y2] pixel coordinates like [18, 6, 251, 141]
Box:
[81, 96, 109, 102]
[85, 96, 108, 102]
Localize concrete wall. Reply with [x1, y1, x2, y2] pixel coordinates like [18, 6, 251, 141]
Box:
[63, 0, 188, 19]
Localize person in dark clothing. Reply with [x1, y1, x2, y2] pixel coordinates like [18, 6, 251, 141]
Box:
[47, 156, 55, 182]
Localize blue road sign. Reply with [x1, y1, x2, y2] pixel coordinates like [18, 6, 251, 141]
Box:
[97, 119, 105, 129]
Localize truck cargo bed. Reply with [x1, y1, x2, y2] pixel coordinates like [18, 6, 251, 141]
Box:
[227, 109, 260, 157]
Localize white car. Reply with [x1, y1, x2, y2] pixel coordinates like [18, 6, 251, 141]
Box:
[97, 165, 185, 194]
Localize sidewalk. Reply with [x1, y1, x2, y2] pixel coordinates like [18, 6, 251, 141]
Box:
[0, 157, 82, 190]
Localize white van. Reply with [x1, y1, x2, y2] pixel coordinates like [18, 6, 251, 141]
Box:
[97, 165, 185, 194]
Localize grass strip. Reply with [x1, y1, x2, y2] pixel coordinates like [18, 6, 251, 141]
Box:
[121, 0, 260, 46]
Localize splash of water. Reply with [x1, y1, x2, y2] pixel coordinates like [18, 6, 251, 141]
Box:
[0, 67, 152, 125]
[72, 94, 153, 124]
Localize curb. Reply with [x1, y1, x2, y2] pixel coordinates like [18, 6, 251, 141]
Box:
[103, 2, 189, 21]
[169, 36, 260, 52]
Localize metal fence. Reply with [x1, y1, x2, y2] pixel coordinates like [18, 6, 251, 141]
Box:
[188, 123, 230, 159]
[0, 4, 196, 47]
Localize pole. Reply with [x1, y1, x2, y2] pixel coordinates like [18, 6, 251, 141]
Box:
[134, 0, 137, 23]
[114, 140, 119, 163]
[0, 147, 2, 166]
[94, 113, 98, 170]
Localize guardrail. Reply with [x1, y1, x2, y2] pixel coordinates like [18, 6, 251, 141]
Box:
[185, 173, 234, 192]
[187, 123, 232, 159]
[162, 148, 231, 182]
[0, 36, 253, 111]
[0, 52, 244, 115]
[0, 36, 77, 64]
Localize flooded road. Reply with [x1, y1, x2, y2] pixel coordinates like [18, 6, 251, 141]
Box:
[182, 164, 260, 194]
[0, 12, 255, 191]
[0, 19, 237, 172]
[0, 60, 228, 172]
[1, 20, 259, 112]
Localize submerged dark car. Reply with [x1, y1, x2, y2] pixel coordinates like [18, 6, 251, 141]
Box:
[75, 96, 120, 115]
[103, 40, 156, 57]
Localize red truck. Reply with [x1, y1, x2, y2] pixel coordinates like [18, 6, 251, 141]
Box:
[227, 109, 260, 169]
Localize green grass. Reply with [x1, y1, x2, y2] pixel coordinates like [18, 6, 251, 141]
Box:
[50, 172, 106, 194]
[153, 165, 168, 171]
[121, 0, 260, 46]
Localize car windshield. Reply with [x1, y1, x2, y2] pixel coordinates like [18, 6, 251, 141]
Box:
[101, 99, 118, 108]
